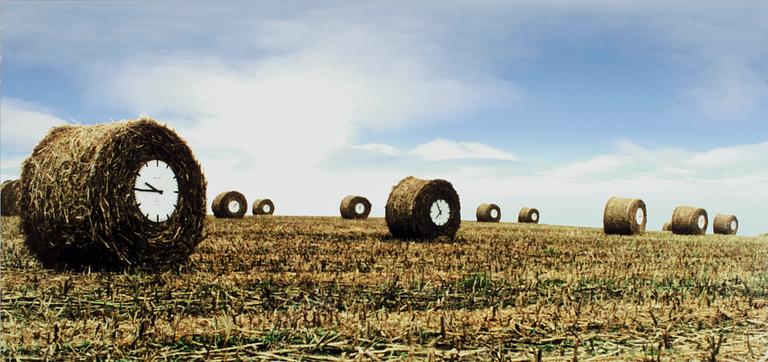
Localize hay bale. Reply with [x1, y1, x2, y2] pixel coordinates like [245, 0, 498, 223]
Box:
[211, 191, 247, 218]
[252, 199, 275, 215]
[518, 207, 539, 224]
[19, 118, 207, 270]
[476, 203, 501, 222]
[1, 179, 21, 216]
[662, 221, 672, 231]
[385, 176, 461, 239]
[340, 195, 371, 219]
[603, 197, 647, 235]
[671, 206, 708, 235]
[712, 213, 738, 235]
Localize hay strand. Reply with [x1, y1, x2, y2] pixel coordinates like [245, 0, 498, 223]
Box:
[712, 213, 738, 235]
[518, 207, 540, 224]
[1, 179, 21, 216]
[212, 191, 247, 219]
[385, 176, 461, 239]
[19, 118, 207, 270]
[340, 195, 371, 219]
[603, 197, 647, 235]
[671, 206, 708, 235]
[252, 199, 275, 215]
[476, 203, 501, 222]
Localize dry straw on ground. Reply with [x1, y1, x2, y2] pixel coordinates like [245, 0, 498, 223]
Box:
[663, 221, 672, 231]
[603, 197, 646, 235]
[518, 207, 540, 224]
[212, 191, 247, 219]
[713, 213, 738, 235]
[1, 179, 21, 216]
[385, 176, 460, 239]
[475, 203, 501, 222]
[672, 206, 708, 235]
[252, 198, 275, 215]
[19, 118, 207, 270]
[340, 195, 371, 219]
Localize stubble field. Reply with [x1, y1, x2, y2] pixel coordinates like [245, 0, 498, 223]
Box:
[1, 216, 767, 361]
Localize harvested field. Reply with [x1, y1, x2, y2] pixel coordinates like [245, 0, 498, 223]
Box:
[2, 215, 767, 360]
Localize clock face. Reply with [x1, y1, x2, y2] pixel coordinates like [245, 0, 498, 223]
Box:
[697, 215, 706, 229]
[635, 209, 644, 224]
[134, 160, 179, 223]
[430, 199, 450, 226]
[355, 203, 365, 214]
[730, 220, 737, 230]
[262, 204, 271, 213]
[228, 200, 241, 214]
[490, 209, 498, 219]
[531, 212, 538, 221]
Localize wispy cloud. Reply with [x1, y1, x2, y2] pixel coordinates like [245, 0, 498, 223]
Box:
[409, 138, 519, 161]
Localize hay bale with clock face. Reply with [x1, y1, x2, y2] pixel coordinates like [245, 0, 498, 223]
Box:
[340, 195, 371, 219]
[19, 118, 207, 270]
[476, 203, 501, 222]
[212, 191, 247, 218]
[385, 176, 461, 240]
[712, 213, 738, 235]
[517, 207, 539, 224]
[671, 206, 707, 235]
[252, 199, 275, 215]
[603, 197, 647, 235]
[1, 179, 22, 216]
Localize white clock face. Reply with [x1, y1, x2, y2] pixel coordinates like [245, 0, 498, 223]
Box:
[490, 209, 498, 219]
[263, 204, 271, 213]
[697, 215, 706, 229]
[134, 160, 179, 223]
[228, 200, 241, 214]
[430, 199, 450, 226]
[730, 220, 737, 230]
[355, 203, 365, 214]
[635, 209, 644, 224]
[531, 212, 538, 221]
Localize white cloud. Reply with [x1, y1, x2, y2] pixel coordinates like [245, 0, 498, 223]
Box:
[351, 143, 400, 156]
[409, 138, 519, 161]
[0, 98, 68, 172]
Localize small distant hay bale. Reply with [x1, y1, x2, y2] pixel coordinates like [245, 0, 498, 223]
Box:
[1, 179, 21, 216]
[340, 195, 371, 219]
[671, 206, 708, 235]
[19, 118, 207, 270]
[712, 213, 738, 235]
[252, 199, 275, 215]
[662, 221, 672, 231]
[212, 191, 247, 218]
[385, 176, 461, 239]
[476, 203, 501, 222]
[603, 197, 647, 235]
[518, 207, 540, 224]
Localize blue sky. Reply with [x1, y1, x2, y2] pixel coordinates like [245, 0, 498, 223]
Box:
[1, 1, 767, 235]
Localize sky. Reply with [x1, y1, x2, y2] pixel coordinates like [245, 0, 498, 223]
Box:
[1, 1, 766, 235]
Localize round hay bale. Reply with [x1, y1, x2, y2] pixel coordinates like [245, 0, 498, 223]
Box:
[476, 203, 501, 222]
[662, 221, 672, 232]
[340, 195, 371, 219]
[252, 198, 275, 215]
[603, 197, 647, 235]
[385, 176, 461, 239]
[712, 213, 738, 235]
[1, 179, 21, 216]
[211, 191, 247, 218]
[518, 207, 540, 224]
[671, 206, 708, 235]
[19, 118, 207, 270]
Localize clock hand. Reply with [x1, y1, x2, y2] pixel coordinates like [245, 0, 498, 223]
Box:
[134, 187, 162, 194]
[144, 182, 164, 195]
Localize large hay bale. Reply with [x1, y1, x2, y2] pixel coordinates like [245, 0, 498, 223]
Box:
[385, 176, 461, 239]
[340, 195, 371, 219]
[712, 213, 738, 235]
[662, 221, 672, 231]
[212, 191, 247, 218]
[252, 198, 275, 215]
[476, 203, 501, 222]
[19, 118, 207, 270]
[671, 206, 708, 235]
[603, 197, 646, 235]
[1, 179, 21, 216]
[518, 207, 539, 224]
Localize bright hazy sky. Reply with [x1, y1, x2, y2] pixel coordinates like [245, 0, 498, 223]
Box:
[1, 1, 766, 235]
